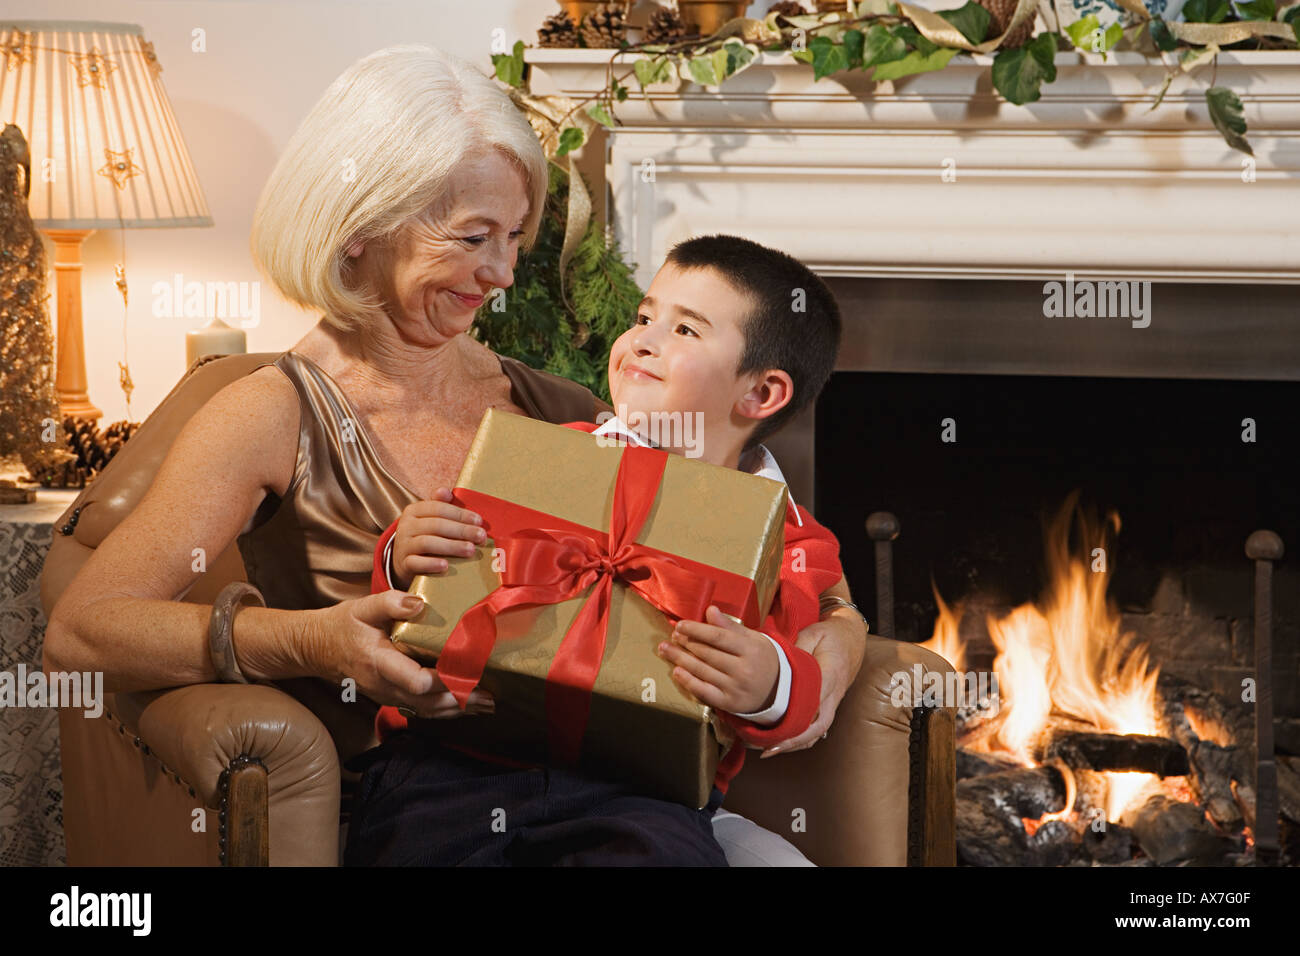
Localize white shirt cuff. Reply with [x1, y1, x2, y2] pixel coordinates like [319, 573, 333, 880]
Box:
[732, 634, 791, 725]
[383, 533, 398, 590]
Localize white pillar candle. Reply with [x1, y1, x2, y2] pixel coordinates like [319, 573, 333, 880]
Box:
[185, 318, 247, 368]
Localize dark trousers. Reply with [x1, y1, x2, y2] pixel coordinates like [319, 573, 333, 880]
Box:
[343, 732, 728, 866]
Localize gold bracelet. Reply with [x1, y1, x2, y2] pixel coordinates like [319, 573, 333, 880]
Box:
[209, 582, 265, 683]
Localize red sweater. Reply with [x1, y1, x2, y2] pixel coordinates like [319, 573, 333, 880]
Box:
[372, 421, 844, 795]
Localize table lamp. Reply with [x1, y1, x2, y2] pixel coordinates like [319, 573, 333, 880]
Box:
[0, 20, 214, 421]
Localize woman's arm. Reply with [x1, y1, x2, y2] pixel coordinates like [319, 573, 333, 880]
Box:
[42, 369, 442, 711]
[759, 573, 867, 757]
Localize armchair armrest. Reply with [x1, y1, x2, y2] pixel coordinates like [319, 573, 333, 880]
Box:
[721, 635, 957, 866]
[61, 682, 341, 866]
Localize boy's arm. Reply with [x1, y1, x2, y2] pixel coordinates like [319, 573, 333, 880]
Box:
[720, 505, 844, 745]
[372, 518, 400, 595]
[717, 632, 822, 747]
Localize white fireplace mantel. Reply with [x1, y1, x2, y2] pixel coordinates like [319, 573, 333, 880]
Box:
[526, 50, 1300, 286]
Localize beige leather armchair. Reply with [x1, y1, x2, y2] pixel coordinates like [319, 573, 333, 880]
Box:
[40, 353, 956, 866]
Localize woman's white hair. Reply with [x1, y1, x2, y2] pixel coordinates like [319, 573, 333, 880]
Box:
[250, 44, 548, 332]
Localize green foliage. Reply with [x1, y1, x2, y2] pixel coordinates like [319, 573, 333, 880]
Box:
[1149, 18, 1179, 51]
[1233, 0, 1275, 18]
[471, 162, 642, 403]
[1205, 86, 1253, 155]
[1182, 0, 1230, 22]
[871, 46, 958, 80]
[938, 1, 993, 45]
[1065, 16, 1123, 53]
[992, 32, 1060, 104]
[492, 40, 526, 88]
[862, 24, 909, 67]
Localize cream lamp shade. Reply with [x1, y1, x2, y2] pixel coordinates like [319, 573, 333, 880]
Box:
[0, 20, 214, 419]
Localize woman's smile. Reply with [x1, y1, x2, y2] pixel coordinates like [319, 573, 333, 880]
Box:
[447, 289, 486, 308]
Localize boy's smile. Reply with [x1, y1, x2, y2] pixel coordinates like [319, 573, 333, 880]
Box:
[608, 263, 761, 463]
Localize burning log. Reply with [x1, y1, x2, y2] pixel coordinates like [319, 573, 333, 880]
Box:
[956, 748, 1023, 779]
[1080, 820, 1134, 864]
[1046, 731, 1190, 777]
[1120, 794, 1239, 866]
[957, 793, 1028, 866]
[1187, 740, 1247, 831]
[1027, 819, 1077, 867]
[956, 766, 1069, 866]
[960, 766, 1068, 820]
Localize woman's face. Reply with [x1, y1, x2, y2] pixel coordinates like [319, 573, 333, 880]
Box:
[360, 148, 531, 346]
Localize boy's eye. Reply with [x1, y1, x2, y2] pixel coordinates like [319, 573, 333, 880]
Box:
[675, 324, 698, 337]
[634, 313, 651, 326]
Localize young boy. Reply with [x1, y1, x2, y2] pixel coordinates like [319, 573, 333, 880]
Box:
[351, 234, 850, 865]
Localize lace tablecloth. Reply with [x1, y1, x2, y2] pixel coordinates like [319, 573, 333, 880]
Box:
[0, 492, 77, 867]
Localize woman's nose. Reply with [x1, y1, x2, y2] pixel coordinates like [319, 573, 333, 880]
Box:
[479, 239, 517, 290]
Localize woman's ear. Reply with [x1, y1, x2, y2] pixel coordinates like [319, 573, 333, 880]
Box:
[345, 240, 365, 258]
[735, 369, 794, 424]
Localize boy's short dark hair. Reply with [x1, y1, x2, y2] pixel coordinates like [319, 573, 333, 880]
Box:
[664, 234, 841, 450]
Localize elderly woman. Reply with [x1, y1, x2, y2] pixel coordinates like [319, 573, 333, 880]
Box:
[44, 45, 866, 865]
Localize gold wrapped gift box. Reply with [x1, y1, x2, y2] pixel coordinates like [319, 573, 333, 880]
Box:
[390, 409, 787, 808]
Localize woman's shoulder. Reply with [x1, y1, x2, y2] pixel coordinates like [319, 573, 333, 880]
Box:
[492, 350, 612, 424]
[175, 361, 301, 494]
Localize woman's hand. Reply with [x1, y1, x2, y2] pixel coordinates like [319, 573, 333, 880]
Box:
[390, 488, 487, 590]
[759, 605, 866, 758]
[305, 590, 493, 718]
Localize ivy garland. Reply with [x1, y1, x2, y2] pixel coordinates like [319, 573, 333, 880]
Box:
[494, 0, 1300, 155]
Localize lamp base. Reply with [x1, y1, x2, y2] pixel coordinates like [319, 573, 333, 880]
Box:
[58, 395, 104, 422]
[45, 229, 104, 424]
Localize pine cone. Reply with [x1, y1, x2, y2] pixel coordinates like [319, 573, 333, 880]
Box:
[644, 4, 689, 45]
[768, 1, 810, 19]
[976, 0, 1035, 49]
[580, 3, 628, 49]
[538, 11, 579, 48]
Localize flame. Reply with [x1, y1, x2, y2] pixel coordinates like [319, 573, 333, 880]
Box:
[932, 491, 1166, 824]
[918, 582, 965, 674]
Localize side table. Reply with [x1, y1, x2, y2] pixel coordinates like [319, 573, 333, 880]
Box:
[0, 488, 79, 867]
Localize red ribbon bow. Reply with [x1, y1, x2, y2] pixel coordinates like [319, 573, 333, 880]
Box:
[435, 443, 760, 765]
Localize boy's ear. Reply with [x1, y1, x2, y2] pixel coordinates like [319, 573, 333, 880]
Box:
[735, 369, 794, 424]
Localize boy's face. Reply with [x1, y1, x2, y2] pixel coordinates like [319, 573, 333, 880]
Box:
[607, 263, 761, 455]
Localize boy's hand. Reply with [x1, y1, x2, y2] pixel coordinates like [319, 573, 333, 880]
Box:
[657, 605, 779, 716]
[391, 488, 486, 590]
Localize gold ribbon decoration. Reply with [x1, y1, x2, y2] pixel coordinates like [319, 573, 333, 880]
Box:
[1168, 19, 1298, 43]
[505, 87, 595, 302]
[895, 0, 1042, 52]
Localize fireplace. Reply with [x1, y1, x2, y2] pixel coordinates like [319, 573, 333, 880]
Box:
[790, 275, 1300, 866]
[527, 47, 1300, 866]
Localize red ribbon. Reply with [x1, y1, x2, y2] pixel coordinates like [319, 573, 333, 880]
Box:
[435, 443, 761, 765]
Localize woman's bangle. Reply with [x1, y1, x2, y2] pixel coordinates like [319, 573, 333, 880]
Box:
[209, 582, 265, 684]
[819, 595, 868, 632]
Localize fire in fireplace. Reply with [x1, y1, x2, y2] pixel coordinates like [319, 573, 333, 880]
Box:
[809, 344, 1300, 867]
[917, 492, 1284, 866]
